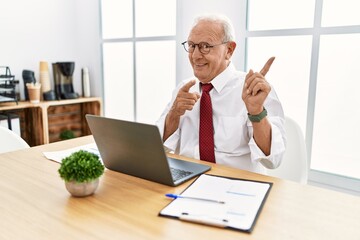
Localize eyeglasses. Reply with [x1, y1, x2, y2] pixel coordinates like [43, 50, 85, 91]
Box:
[181, 41, 228, 54]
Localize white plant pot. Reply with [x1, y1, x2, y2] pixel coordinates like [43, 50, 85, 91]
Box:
[65, 178, 99, 197]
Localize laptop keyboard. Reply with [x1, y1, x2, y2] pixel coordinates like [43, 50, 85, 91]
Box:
[170, 167, 193, 182]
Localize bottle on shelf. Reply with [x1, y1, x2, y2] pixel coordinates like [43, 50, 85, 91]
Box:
[82, 67, 90, 98]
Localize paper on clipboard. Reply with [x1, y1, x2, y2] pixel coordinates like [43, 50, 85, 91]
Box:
[159, 174, 272, 232]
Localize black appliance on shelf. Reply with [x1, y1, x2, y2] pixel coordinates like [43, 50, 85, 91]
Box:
[0, 66, 18, 104]
[52, 62, 79, 99]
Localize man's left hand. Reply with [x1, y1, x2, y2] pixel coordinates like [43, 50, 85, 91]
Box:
[242, 57, 275, 115]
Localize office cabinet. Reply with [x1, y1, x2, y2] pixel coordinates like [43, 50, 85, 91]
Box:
[0, 97, 102, 146]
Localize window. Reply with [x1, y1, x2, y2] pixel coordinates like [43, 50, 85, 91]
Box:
[247, 0, 360, 192]
[312, 33, 360, 179]
[248, 0, 315, 30]
[102, 42, 134, 120]
[247, 36, 312, 134]
[101, 0, 133, 38]
[136, 41, 176, 123]
[321, 0, 360, 27]
[101, 0, 176, 124]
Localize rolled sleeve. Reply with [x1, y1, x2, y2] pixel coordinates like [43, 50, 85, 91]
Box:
[163, 128, 180, 153]
[249, 116, 286, 169]
[156, 81, 188, 153]
[155, 107, 180, 153]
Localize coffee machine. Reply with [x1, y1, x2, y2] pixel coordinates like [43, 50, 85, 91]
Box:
[52, 62, 79, 99]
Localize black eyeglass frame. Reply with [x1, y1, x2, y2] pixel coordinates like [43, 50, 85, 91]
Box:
[181, 41, 229, 54]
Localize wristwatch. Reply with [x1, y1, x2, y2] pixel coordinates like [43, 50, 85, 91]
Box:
[247, 108, 267, 122]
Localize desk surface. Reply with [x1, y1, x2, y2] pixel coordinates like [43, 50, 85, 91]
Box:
[0, 136, 359, 240]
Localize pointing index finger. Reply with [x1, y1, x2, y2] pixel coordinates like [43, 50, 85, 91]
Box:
[180, 80, 196, 92]
[259, 57, 275, 77]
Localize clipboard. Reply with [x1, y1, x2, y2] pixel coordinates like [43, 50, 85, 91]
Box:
[159, 174, 272, 232]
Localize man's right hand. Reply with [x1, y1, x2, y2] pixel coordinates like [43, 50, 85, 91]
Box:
[169, 80, 200, 117]
[163, 80, 200, 141]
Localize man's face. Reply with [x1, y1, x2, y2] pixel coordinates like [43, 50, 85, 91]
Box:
[187, 20, 231, 83]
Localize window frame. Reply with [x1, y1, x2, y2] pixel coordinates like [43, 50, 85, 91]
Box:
[243, 0, 360, 194]
[100, 0, 176, 121]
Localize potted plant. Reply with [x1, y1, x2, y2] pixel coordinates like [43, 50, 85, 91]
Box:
[58, 150, 104, 197]
[59, 129, 75, 140]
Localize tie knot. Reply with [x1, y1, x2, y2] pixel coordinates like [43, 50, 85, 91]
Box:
[201, 83, 213, 93]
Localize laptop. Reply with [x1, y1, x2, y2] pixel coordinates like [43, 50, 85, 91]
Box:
[86, 114, 211, 186]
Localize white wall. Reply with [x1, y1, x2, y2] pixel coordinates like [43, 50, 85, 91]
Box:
[0, 0, 102, 100]
[176, 0, 245, 83]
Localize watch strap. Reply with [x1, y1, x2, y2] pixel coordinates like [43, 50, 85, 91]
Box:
[247, 108, 267, 122]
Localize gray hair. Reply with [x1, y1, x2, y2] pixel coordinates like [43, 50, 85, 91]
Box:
[192, 14, 236, 42]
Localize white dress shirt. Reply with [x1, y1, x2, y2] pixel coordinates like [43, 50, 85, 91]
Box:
[156, 63, 286, 174]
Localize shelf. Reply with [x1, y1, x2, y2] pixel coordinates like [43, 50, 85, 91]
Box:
[0, 97, 102, 146]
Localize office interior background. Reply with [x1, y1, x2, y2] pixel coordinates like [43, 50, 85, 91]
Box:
[1, 0, 359, 195]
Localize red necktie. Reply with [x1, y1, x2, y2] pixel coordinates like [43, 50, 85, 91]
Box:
[199, 83, 215, 163]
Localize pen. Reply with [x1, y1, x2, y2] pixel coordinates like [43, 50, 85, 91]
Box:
[180, 213, 228, 228]
[165, 193, 225, 204]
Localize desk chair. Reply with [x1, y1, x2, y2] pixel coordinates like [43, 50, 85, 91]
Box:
[268, 116, 308, 184]
[0, 126, 30, 154]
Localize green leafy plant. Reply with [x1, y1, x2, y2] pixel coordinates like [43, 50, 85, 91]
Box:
[59, 130, 75, 140]
[58, 150, 104, 183]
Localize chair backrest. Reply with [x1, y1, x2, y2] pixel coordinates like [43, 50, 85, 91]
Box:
[268, 116, 308, 184]
[0, 126, 30, 154]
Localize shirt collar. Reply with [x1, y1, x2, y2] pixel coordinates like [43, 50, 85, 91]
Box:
[197, 62, 237, 93]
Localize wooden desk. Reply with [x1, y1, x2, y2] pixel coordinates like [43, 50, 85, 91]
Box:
[0, 136, 359, 240]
